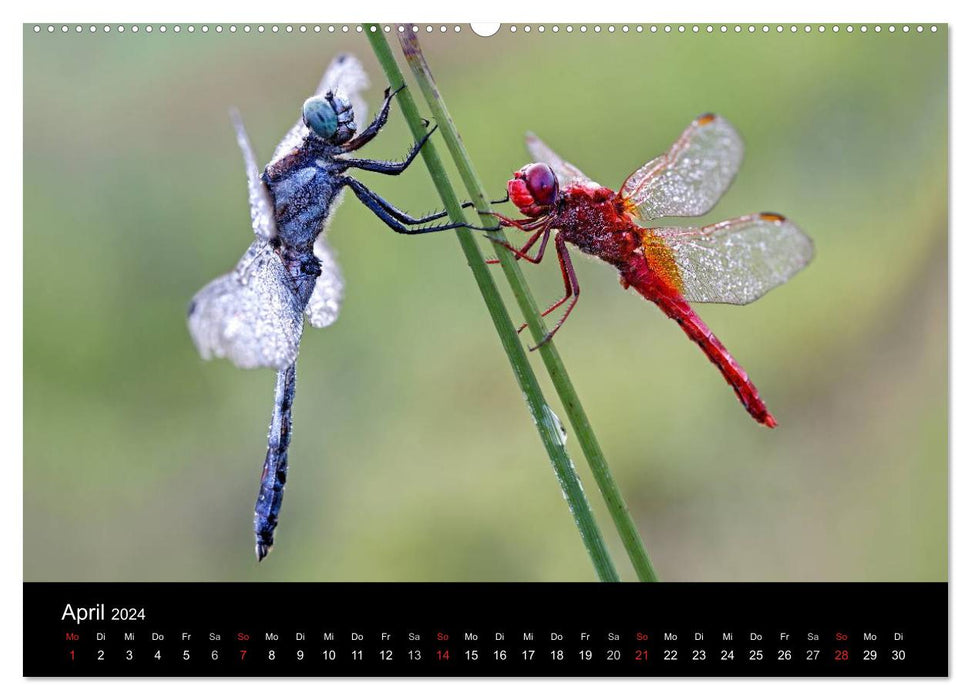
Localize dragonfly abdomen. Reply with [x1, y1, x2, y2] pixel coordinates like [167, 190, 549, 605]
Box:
[254, 363, 297, 561]
[278, 248, 321, 308]
[623, 257, 776, 427]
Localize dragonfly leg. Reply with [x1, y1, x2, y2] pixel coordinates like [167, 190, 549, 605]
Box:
[362, 197, 512, 226]
[464, 196, 511, 211]
[341, 85, 402, 152]
[339, 125, 437, 175]
[342, 177, 498, 234]
[353, 195, 516, 234]
[360, 197, 508, 227]
[361, 196, 505, 226]
[526, 234, 580, 350]
[485, 221, 552, 265]
[486, 211, 541, 229]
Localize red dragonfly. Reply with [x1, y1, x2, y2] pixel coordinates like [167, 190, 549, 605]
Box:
[489, 114, 813, 427]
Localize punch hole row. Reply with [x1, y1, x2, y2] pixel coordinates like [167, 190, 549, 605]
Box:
[31, 24, 940, 35]
[28, 24, 463, 34]
[494, 24, 938, 35]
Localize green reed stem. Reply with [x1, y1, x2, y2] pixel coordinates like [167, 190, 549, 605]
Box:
[396, 28, 660, 582]
[367, 27, 619, 582]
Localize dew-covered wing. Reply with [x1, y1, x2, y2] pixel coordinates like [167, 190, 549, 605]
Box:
[525, 132, 598, 188]
[305, 231, 345, 328]
[622, 114, 744, 222]
[645, 213, 813, 305]
[188, 241, 304, 369]
[271, 54, 370, 165]
[231, 109, 278, 242]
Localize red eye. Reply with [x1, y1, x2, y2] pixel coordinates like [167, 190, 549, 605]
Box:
[523, 163, 558, 206]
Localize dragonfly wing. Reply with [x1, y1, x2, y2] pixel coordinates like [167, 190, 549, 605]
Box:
[622, 114, 744, 221]
[525, 132, 598, 187]
[305, 227, 345, 328]
[646, 213, 813, 305]
[188, 241, 304, 369]
[271, 54, 370, 166]
[230, 109, 278, 242]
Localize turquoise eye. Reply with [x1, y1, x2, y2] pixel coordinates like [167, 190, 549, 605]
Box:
[302, 96, 338, 140]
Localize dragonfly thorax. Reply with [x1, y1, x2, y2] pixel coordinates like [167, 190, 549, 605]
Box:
[263, 153, 343, 250]
[553, 187, 641, 267]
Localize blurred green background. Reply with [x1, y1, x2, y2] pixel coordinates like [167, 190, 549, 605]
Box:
[24, 25, 947, 581]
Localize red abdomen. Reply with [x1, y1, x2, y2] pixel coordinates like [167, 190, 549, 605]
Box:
[623, 255, 777, 427]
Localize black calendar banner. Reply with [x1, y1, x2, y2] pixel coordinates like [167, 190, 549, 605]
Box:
[24, 582, 947, 677]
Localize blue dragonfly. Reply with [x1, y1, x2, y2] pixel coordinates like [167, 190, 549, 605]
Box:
[187, 54, 486, 560]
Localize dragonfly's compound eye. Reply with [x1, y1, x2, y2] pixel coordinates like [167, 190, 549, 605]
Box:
[303, 96, 339, 141]
[523, 163, 558, 206]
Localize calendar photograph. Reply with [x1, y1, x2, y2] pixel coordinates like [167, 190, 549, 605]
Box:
[23, 22, 946, 591]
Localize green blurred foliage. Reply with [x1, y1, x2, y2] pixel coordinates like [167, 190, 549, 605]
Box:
[24, 26, 946, 581]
